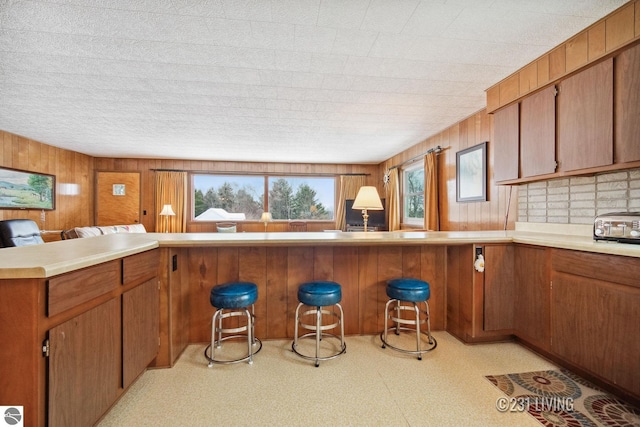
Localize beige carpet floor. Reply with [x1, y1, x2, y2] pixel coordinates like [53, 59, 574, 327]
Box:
[98, 331, 557, 426]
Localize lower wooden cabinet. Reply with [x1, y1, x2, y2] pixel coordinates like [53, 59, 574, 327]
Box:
[446, 244, 513, 343]
[550, 249, 640, 398]
[513, 245, 550, 351]
[48, 299, 120, 427]
[445, 243, 639, 402]
[0, 248, 159, 426]
[123, 278, 160, 388]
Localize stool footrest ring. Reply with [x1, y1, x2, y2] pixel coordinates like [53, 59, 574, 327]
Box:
[379, 328, 437, 355]
[292, 332, 346, 362]
[205, 336, 262, 365]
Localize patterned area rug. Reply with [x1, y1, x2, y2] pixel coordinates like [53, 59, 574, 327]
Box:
[486, 369, 640, 426]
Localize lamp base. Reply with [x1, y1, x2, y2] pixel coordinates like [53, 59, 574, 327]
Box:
[362, 210, 369, 232]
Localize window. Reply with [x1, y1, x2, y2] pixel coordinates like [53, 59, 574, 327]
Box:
[402, 161, 424, 225]
[268, 177, 334, 220]
[192, 174, 335, 221]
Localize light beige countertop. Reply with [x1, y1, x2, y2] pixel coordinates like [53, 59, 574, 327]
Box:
[150, 230, 516, 246]
[0, 233, 158, 279]
[1, 226, 639, 279]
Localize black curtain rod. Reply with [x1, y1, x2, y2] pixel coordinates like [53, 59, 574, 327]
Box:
[388, 145, 445, 170]
[151, 169, 369, 177]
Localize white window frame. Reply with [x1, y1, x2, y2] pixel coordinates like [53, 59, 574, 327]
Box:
[402, 160, 425, 226]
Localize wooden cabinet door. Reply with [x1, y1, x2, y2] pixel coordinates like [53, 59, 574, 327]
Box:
[513, 245, 550, 351]
[493, 102, 520, 182]
[551, 272, 640, 397]
[123, 278, 159, 388]
[614, 42, 640, 163]
[550, 249, 640, 398]
[557, 58, 613, 172]
[446, 245, 473, 341]
[483, 244, 514, 331]
[48, 298, 120, 427]
[520, 86, 557, 177]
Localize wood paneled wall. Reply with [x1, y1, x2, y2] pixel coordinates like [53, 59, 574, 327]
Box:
[381, 109, 517, 231]
[0, 131, 94, 231]
[93, 157, 380, 232]
[187, 245, 446, 341]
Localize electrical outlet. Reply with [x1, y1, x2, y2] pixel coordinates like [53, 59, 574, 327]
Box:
[475, 247, 483, 258]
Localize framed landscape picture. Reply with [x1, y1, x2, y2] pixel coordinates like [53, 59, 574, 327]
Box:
[456, 141, 487, 202]
[0, 166, 55, 210]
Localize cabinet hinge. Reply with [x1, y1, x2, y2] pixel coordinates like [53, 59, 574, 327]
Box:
[158, 336, 161, 347]
[554, 86, 558, 96]
[42, 339, 50, 357]
[550, 280, 553, 290]
[158, 279, 161, 290]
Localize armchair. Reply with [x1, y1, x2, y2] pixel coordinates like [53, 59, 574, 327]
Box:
[0, 219, 45, 247]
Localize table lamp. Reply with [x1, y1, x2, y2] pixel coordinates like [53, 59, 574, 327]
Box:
[352, 186, 383, 232]
[159, 204, 175, 233]
[261, 212, 272, 232]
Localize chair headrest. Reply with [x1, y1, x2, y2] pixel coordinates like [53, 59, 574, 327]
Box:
[0, 219, 45, 247]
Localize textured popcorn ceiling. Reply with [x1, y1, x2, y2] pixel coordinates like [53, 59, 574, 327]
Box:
[0, 0, 628, 164]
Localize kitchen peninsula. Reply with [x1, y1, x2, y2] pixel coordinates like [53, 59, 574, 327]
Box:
[1, 229, 639, 425]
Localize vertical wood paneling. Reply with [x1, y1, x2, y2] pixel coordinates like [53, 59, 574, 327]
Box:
[549, 45, 566, 80]
[537, 55, 550, 86]
[499, 74, 520, 105]
[333, 247, 359, 335]
[239, 247, 267, 339]
[401, 245, 422, 278]
[0, 130, 93, 228]
[287, 247, 314, 337]
[217, 247, 239, 283]
[588, 21, 607, 60]
[358, 247, 380, 334]
[519, 62, 538, 94]
[313, 247, 334, 280]
[383, 107, 518, 232]
[377, 247, 402, 331]
[605, 2, 635, 51]
[266, 247, 288, 339]
[421, 246, 445, 330]
[188, 247, 218, 343]
[565, 32, 588, 72]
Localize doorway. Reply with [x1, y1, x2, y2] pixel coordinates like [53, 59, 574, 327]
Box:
[96, 171, 141, 226]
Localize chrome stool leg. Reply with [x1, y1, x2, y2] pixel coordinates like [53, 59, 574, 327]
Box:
[205, 305, 262, 366]
[292, 302, 346, 367]
[380, 298, 437, 359]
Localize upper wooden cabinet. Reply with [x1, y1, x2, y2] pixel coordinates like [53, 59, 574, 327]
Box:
[614, 42, 640, 163]
[493, 103, 519, 182]
[557, 58, 613, 172]
[520, 85, 556, 178]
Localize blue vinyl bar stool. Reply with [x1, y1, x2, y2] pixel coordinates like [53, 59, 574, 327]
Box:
[292, 281, 346, 367]
[380, 278, 437, 360]
[204, 282, 262, 366]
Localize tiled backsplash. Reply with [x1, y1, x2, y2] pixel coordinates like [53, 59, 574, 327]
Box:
[518, 168, 640, 224]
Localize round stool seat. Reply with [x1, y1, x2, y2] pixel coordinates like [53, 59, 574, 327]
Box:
[210, 282, 258, 309]
[298, 281, 342, 307]
[386, 278, 430, 302]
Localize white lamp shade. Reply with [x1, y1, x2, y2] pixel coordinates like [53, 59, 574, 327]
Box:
[352, 186, 383, 210]
[159, 204, 176, 216]
[261, 212, 273, 222]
